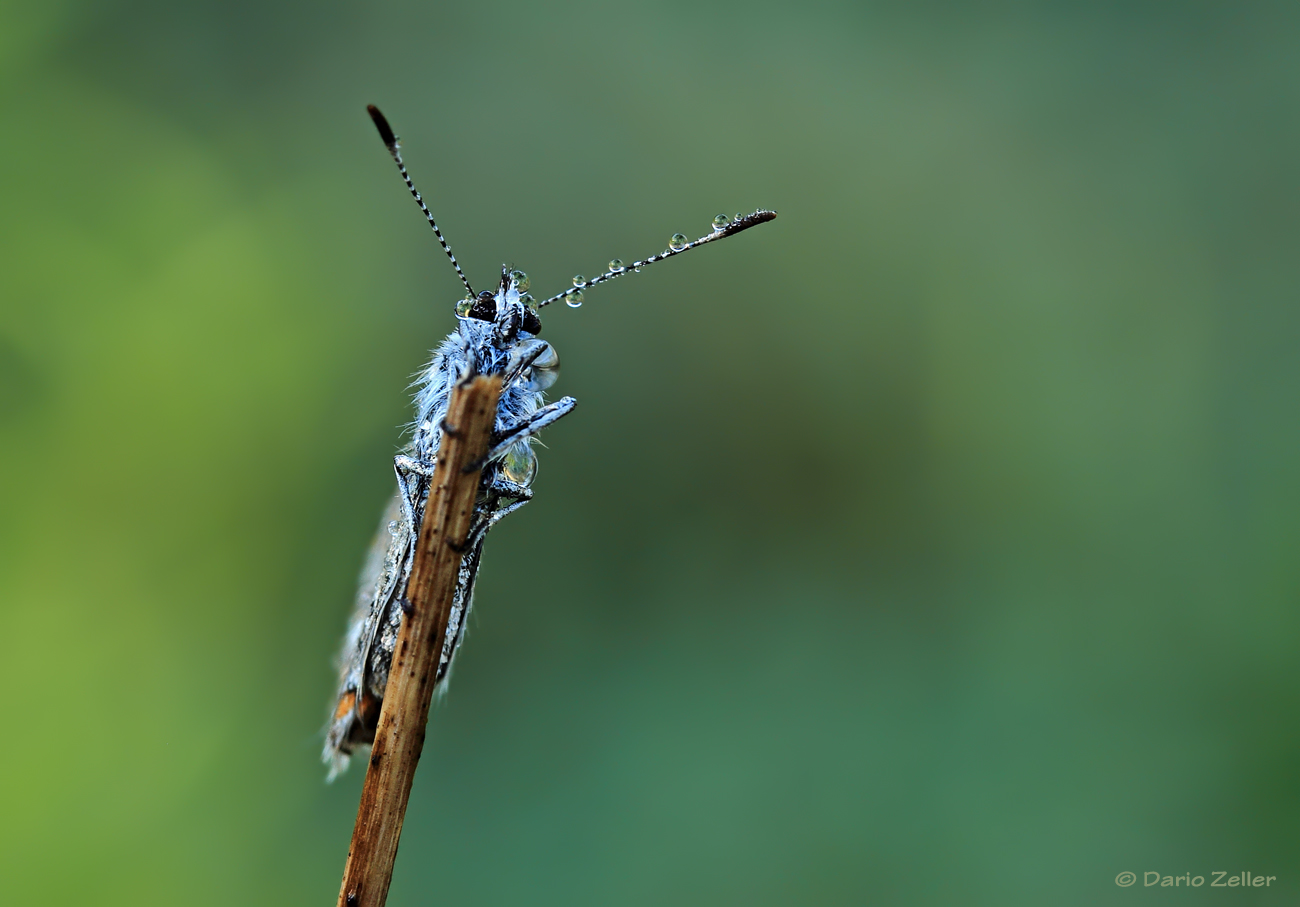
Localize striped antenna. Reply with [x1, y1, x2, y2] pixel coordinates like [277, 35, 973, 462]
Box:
[367, 105, 475, 297]
[536, 209, 777, 308]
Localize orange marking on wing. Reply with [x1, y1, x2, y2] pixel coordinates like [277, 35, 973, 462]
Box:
[358, 692, 382, 725]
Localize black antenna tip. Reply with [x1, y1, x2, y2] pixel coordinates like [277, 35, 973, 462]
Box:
[366, 104, 398, 149]
[723, 209, 777, 235]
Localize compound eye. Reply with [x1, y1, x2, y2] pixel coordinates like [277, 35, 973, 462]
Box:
[469, 290, 496, 321]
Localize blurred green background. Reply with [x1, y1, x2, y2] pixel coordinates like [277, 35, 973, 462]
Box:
[2, 0, 1298, 904]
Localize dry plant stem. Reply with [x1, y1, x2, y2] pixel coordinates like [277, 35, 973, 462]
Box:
[337, 375, 503, 907]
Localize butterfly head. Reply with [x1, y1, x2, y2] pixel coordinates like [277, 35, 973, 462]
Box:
[456, 267, 541, 347]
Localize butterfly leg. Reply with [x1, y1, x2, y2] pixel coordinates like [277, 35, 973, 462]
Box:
[486, 477, 533, 527]
[481, 396, 578, 464]
[487, 476, 534, 500]
[459, 477, 533, 552]
[393, 454, 437, 531]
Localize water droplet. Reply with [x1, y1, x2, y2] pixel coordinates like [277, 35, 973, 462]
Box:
[572, 274, 586, 288]
[712, 214, 730, 230]
[669, 233, 688, 251]
[520, 292, 537, 313]
[565, 289, 584, 307]
[528, 368, 559, 392]
[525, 342, 560, 391]
[501, 442, 538, 486]
[388, 520, 399, 535]
[509, 269, 529, 291]
[608, 258, 624, 273]
[455, 296, 473, 317]
[531, 342, 559, 370]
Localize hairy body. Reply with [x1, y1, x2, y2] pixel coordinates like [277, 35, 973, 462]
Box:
[325, 272, 570, 779]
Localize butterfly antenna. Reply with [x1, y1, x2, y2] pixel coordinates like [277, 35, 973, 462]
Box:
[367, 105, 475, 297]
[536, 209, 776, 308]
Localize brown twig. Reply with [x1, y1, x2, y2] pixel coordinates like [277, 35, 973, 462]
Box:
[337, 375, 502, 907]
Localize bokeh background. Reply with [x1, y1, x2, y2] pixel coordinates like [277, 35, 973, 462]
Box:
[2, 1, 1298, 904]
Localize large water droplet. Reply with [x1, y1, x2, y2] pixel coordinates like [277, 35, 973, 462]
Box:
[608, 258, 624, 273]
[511, 340, 551, 385]
[526, 345, 560, 390]
[572, 274, 586, 288]
[455, 296, 473, 317]
[530, 342, 558, 370]
[501, 442, 538, 486]
[669, 233, 688, 251]
[509, 269, 529, 291]
[520, 292, 537, 313]
[565, 289, 584, 308]
[712, 214, 730, 230]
